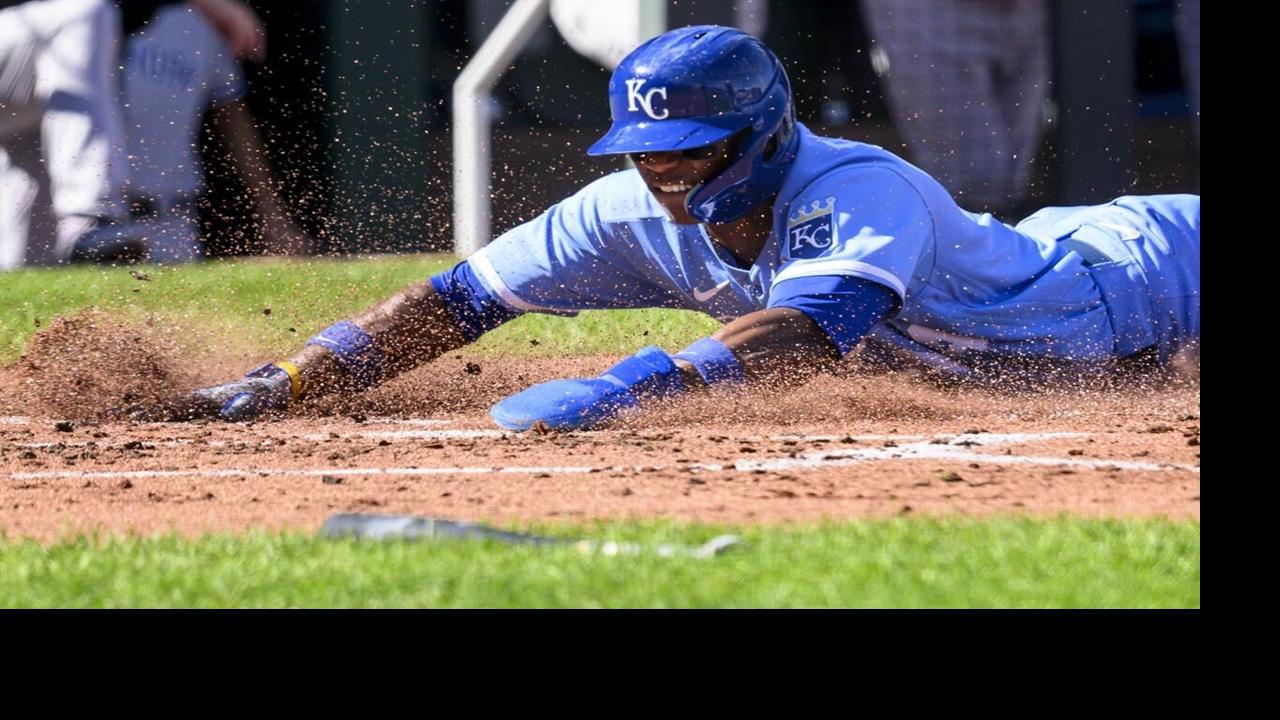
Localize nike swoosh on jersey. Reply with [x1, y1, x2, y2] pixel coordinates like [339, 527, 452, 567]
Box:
[692, 280, 731, 303]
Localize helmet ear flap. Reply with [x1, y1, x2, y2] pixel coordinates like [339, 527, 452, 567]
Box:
[764, 136, 779, 163]
[763, 99, 796, 165]
[685, 69, 799, 223]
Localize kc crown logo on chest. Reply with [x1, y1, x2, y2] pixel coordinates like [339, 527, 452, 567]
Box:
[787, 197, 836, 259]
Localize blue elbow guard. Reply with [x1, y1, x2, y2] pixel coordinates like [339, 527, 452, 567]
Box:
[305, 320, 385, 390]
[490, 346, 683, 431]
[430, 262, 520, 342]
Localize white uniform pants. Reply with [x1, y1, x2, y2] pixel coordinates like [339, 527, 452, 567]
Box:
[0, 0, 126, 268]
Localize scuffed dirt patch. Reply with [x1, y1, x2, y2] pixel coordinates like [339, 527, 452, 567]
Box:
[0, 310, 198, 421]
[1, 351, 1199, 543]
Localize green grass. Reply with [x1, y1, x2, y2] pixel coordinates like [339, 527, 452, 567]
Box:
[0, 519, 1199, 608]
[0, 254, 717, 362]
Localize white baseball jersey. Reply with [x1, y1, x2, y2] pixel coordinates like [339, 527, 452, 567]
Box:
[1, 4, 246, 267]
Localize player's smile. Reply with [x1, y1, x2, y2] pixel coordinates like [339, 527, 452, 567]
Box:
[630, 131, 742, 224]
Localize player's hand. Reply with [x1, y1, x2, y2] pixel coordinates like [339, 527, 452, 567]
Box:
[490, 346, 683, 431]
[124, 364, 295, 422]
[189, 0, 268, 62]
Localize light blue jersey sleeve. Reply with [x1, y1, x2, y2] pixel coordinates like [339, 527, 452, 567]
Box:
[467, 173, 675, 313]
[770, 165, 933, 304]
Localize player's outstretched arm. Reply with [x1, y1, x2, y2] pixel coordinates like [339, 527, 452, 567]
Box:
[490, 277, 898, 431]
[129, 280, 470, 421]
[491, 308, 842, 431]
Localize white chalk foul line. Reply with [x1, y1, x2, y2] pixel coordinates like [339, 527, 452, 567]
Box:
[6, 432, 1198, 481]
[5, 429, 1037, 452]
[737, 444, 1199, 474]
[9, 465, 605, 481]
[8, 428, 504, 451]
[13, 428, 1044, 452]
[298, 429, 502, 441]
[763, 431, 1087, 444]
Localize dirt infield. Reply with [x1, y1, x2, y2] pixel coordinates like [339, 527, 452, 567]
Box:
[0, 317, 1200, 541]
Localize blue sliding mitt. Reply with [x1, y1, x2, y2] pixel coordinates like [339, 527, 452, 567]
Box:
[490, 346, 684, 431]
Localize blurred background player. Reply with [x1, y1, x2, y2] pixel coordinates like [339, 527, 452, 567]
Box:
[82, 0, 312, 262]
[549, 0, 645, 70]
[0, 0, 277, 269]
[860, 0, 1050, 217]
[1, 0, 128, 269]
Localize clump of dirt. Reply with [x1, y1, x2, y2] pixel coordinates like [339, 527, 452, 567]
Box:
[1, 310, 197, 420]
[624, 370, 970, 430]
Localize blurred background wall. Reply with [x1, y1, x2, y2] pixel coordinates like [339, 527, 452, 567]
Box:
[200, 0, 1199, 257]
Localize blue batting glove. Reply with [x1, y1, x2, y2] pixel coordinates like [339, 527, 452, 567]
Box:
[491, 346, 684, 431]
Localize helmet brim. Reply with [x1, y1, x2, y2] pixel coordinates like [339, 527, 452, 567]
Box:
[586, 115, 747, 156]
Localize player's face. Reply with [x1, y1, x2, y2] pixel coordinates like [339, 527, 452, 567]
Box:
[629, 132, 743, 224]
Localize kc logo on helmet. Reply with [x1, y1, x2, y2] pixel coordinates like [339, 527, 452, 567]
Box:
[626, 78, 669, 120]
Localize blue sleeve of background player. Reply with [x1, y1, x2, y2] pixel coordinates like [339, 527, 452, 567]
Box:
[465, 173, 670, 314]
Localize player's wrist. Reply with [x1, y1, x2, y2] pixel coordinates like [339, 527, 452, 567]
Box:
[672, 337, 746, 388]
[673, 359, 706, 390]
[245, 362, 303, 403]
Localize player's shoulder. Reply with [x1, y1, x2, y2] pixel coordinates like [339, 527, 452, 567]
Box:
[566, 168, 666, 223]
[778, 128, 933, 214]
[783, 126, 925, 193]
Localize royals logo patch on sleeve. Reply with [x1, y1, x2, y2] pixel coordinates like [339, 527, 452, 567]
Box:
[786, 197, 836, 259]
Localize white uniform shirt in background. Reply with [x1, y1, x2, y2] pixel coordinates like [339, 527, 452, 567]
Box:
[122, 5, 245, 203]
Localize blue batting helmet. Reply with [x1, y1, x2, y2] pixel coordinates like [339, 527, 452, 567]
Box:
[587, 25, 799, 223]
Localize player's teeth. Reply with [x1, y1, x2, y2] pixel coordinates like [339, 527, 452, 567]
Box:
[660, 184, 690, 192]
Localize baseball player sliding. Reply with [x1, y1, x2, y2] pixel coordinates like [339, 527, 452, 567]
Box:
[133, 26, 1201, 432]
